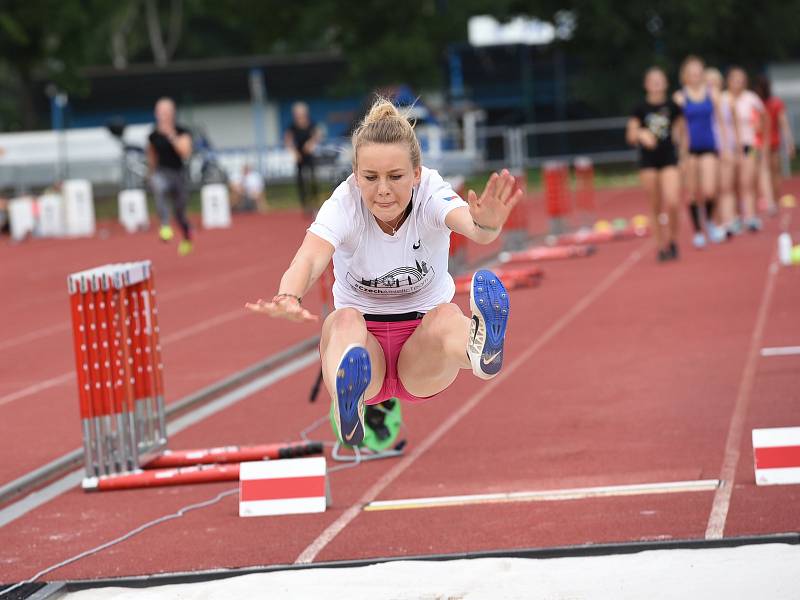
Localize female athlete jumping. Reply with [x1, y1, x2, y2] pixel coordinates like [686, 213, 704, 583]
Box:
[246, 98, 520, 445]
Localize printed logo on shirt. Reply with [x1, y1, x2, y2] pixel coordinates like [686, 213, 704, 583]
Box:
[443, 195, 461, 202]
[345, 260, 434, 296]
[412, 239, 421, 250]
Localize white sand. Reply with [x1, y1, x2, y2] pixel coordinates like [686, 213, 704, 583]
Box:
[68, 543, 800, 600]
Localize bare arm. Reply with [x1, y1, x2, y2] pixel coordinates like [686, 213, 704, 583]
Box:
[172, 132, 192, 160]
[445, 206, 501, 245]
[303, 126, 322, 155]
[625, 117, 640, 147]
[146, 143, 157, 171]
[712, 90, 729, 155]
[245, 232, 334, 322]
[779, 111, 796, 157]
[445, 170, 521, 245]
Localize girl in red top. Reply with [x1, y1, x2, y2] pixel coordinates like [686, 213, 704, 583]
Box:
[755, 76, 796, 213]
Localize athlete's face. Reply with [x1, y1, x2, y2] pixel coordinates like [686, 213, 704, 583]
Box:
[644, 70, 667, 96]
[705, 71, 722, 92]
[727, 70, 746, 94]
[684, 61, 704, 86]
[355, 143, 421, 223]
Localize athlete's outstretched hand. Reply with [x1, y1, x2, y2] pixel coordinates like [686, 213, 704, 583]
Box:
[245, 295, 319, 323]
[467, 169, 523, 231]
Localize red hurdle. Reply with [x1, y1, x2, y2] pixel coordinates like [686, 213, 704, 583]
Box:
[68, 261, 323, 491]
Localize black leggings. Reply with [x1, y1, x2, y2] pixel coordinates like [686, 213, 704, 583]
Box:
[151, 168, 191, 240]
[296, 161, 318, 211]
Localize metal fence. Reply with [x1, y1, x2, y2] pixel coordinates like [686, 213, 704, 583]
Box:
[0, 116, 638, 196]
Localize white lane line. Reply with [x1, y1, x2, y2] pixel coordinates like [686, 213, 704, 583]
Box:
[760, 346, 800, 357]
[364, 479, 720, 512]
[0, 306, 254, 409]
[0, 323, 70, 352]
[0, 373, 74, 408]
[160, 308, 244, 345]
[294, 243, 647, 565]
[0, 349, 318, 529]
[705, 260, 780, 539]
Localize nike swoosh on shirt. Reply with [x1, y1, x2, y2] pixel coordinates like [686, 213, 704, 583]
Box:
[482, 351, 502, 365]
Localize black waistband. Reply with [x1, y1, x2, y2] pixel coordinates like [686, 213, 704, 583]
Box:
[363, 311, 425, 322]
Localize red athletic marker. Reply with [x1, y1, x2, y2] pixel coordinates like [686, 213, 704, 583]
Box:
[752, 427, 800, 485]
[239, 456, 327, 517]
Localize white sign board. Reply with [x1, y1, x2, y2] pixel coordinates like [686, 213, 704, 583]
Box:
[118, 189, 149, 233]
[239, 456, 327, 517]
[201, 183, 231, 229]
[63, 179, 95, 237]
[9, 197, 36, 241]
[37, 193, 65, 237]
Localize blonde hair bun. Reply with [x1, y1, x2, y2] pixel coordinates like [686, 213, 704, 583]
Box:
[352, 96, 422, 168]
[363, 99, 403, 124]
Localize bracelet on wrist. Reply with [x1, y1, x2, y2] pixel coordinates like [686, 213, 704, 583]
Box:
[473, 219, 499, 232]
[274, 293, 302, 305]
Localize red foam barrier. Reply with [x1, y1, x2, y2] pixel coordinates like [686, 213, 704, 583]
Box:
[454, 266, 543, 294]
[83, 463, 242, 491]
[144, 441, 324, 468]
[499, 244, 595, 264]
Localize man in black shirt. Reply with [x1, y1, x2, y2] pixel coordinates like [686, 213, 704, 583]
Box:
[147, 97, 194, 255]
[284, 102, 320, 217]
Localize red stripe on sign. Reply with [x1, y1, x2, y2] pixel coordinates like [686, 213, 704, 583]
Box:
[240, 476, 325, 502]
[754, 445, 800, 469]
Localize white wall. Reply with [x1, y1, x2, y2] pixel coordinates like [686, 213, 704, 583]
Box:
[181, 101, 281, 148]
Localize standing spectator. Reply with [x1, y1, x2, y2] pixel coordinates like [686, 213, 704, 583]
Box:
[284, 102, 321, 217]
[147, 97, 194, 255]
[755, 75, 796, 214]
[229, 163, 268, 213]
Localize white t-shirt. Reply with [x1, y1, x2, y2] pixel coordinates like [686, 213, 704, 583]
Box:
[308, 167, 468, 314]
[231, 170, 264, 197]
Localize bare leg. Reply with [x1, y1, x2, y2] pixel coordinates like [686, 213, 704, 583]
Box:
[319, 308, 386, 402]
[397, 303, 472, 398]
[718, 154, 736, 230]
[769, 150, 783, 205]
[640, 169, 663, 250]
[740, 151, 759, 221]
[758, 148, 775, 213]
[699, 153, 719, 225]
[660, 166, 681, 245]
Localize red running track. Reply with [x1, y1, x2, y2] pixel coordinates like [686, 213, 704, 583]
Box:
[0, 184, 798, 583]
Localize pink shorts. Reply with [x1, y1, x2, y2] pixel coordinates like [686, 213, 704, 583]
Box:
[364, 317, 438, 405]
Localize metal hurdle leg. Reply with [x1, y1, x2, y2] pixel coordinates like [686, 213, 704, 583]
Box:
[144, 264, 168, 446]
[114, 267, 141, 471]
[68, 275, 95, 478]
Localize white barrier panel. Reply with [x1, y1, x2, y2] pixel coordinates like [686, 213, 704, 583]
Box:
[63, 179, 95, 237]
[9, 197, 36, 241]
[239, 456, 327, 517]
[201, 183, 231, 229]
[118, 189, 149, 233]
[37, 193, 65, 237]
